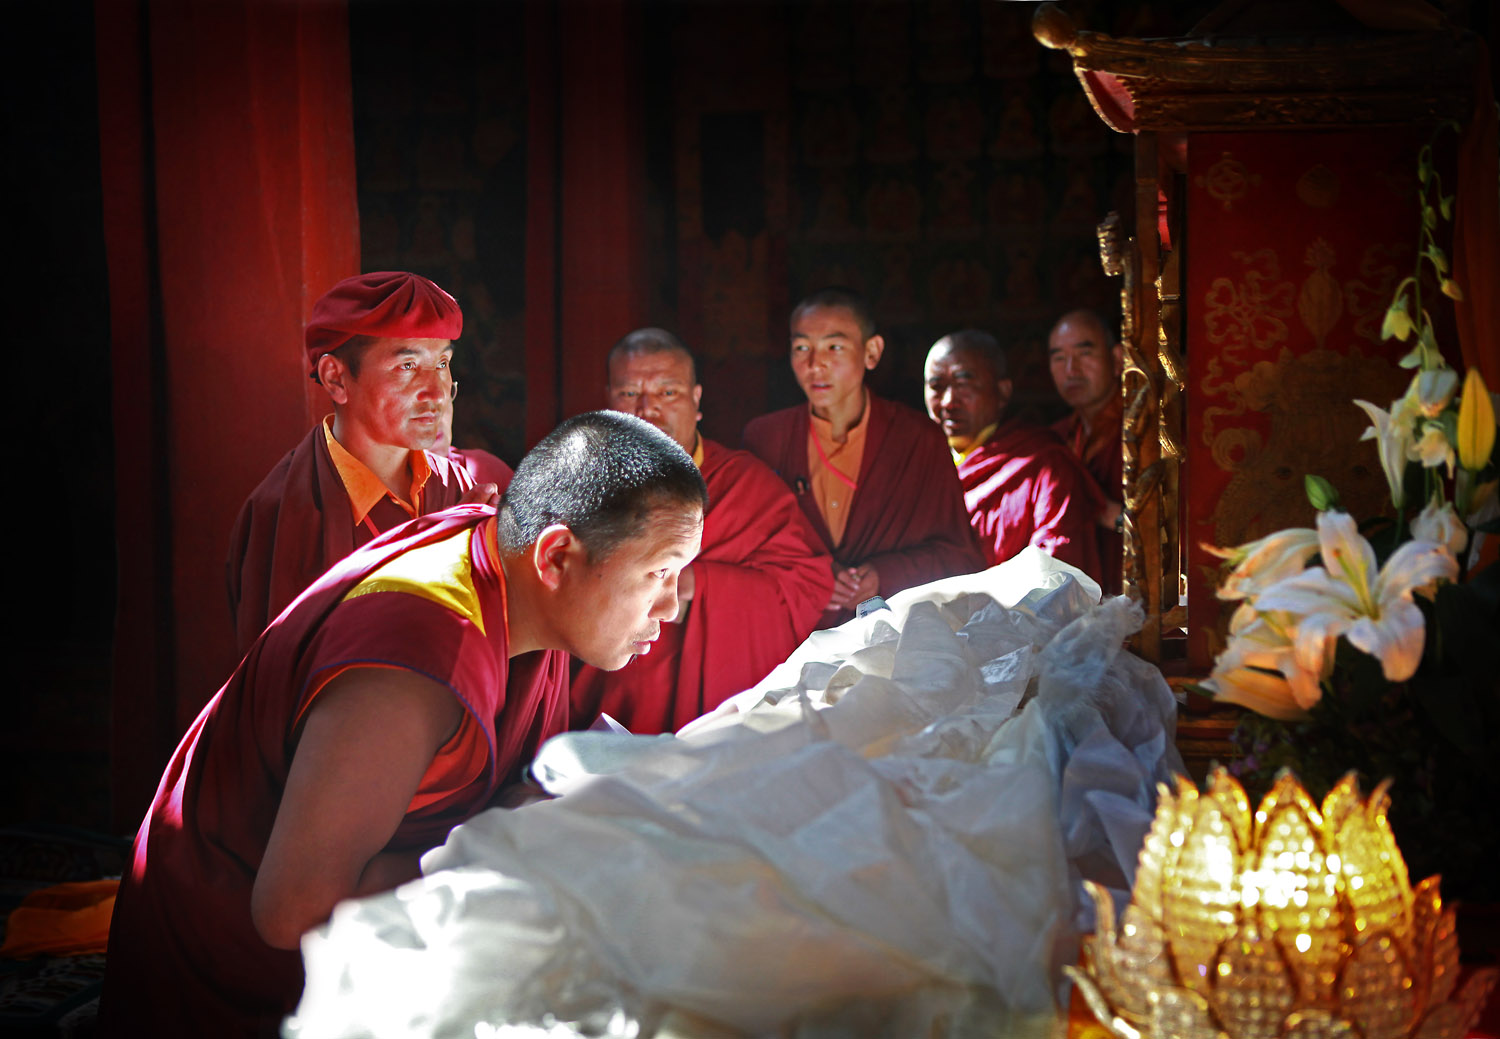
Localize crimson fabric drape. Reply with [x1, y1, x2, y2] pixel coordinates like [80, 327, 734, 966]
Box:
[95, 0, 359, 827]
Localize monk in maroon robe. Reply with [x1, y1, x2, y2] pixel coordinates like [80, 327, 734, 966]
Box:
[226, 272, 501, 655]
[435, 393, 515, 492]
[925, 330, 1101, 577]
[101, 412, 708, 1037]
[572, 330, 831, 733]
[744, 289, 984, 627]
[1048, 309, 1125, 592]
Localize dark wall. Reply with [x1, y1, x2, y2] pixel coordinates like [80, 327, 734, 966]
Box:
[345, 0, 1220, 453]
[350, 0, 531, 466]
[6, 0, 115, 830]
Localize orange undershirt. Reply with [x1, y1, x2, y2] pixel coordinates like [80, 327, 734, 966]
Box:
[807, 393, 867, 548]
[322, 415, 433, 533]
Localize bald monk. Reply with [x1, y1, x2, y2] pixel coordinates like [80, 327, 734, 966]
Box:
[571, 329, 832, 733]
[226, 271, 498, 654]
[925, 330, 1101, 577]
[1048, 308, 1124, 592]
[743, 287, 984, 626]
[101, 411, 707, 1036]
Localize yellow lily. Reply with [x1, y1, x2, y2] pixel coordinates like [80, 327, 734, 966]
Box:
[1456, 367, 1496, 471]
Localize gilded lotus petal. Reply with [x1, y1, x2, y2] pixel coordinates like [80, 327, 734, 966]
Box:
[1336, 930, 1416, 1039]
[1092, 778, 1193, 1024]
[1449, 971, 1499, 1037]
[1318, 773, 1365, 837]
[1164, 782, 1245, 998]
[1066, 964, 1141, 1039]
[1245, 775, 1344, 1002]
[1414, 1002, 1467, 1039]
[1148, 985, 1225, 1039]
[1206, 923, 1296, 1039]
[1407, 875, 1440, 1015]
[1070, 770, 1496, 1039]
[1427, 905, 1459, 1008]
[1282, 1009, 1360, 1039]
[1207, 768, 1255, 851]
[1329, 780, 1410, 942]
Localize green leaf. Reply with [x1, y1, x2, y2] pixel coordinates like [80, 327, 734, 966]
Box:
[1426, 246, 1449, 275]
[1399, 344, 1424, 368]
[1305, 474, 1340, 511]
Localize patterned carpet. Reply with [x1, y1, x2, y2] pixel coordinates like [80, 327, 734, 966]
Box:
[0, 825, 129, 1039]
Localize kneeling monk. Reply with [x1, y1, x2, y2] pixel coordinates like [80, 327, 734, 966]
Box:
[100, 411, 707, 1037]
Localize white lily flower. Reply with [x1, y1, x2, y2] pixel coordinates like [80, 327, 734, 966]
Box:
[1203, 607, 1328, 719]
[1252, 511, 1457, 684]
[1355, 396, 1419, 508]
[1202, 527, 1319, 601]
[1411, 499, 1468, 557]
[1410, 367, 1459, 417]
[1408, 419, 1456, 475]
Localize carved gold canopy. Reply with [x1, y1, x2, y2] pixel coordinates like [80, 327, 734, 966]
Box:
[1032, 2, 1475, 133]
[1031, 1, 1484, 674]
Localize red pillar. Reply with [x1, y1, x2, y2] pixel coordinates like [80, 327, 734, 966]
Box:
[526, 0, 649, 444]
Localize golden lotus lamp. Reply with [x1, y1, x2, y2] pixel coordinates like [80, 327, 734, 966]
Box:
[1068, 768, 1497, 1039]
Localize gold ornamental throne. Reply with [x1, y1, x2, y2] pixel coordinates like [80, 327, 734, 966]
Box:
[1033, 1, 1480, 678]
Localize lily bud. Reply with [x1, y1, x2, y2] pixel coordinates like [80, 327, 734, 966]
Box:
[1457, 367, 1496, 471]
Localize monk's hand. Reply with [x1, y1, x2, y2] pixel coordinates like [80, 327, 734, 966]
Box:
[849, 563, 880, 605]
[828, 563, 877, 610]
[461, 482, 501, 507]
[670, 565, 696, 623]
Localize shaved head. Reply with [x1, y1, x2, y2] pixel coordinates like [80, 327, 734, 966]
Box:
[607, 328, 698, 385]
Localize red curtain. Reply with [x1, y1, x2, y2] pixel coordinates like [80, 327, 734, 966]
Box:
[96, 0, 359, 827]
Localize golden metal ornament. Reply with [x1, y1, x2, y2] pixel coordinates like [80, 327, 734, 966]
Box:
[1067, 768, 1498, 1039]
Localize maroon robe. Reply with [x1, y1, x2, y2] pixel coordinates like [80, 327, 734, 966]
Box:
[1052, 395, 1124, 593]
[102, 506, 569, 1037]
[743, 394, 985, 626]
[450, 445, 514, 492]
[226, 423, 475, 654]
[571, 438, 833, 733]
[957, 418, 1102, 578]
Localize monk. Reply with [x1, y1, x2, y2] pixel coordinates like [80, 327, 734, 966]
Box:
[571, 329, 832, 734]
[1049, 308, 1125, 592]
[225, 271, 500, 655]
[435, 392, 514, 492]
[743, 287, 984, 626]
[925, 330, 1101, 577]
[100, 411, 708, 1037]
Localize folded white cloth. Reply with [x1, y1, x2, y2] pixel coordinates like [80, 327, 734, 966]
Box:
[288, 549, 1183, 1039]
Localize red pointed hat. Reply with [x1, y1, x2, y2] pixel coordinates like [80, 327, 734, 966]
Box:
[304, 271, 463, 372]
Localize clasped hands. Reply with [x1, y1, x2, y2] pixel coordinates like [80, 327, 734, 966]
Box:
[827, 561, 878, 611]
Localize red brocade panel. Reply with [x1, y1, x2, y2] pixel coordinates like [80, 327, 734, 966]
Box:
[1183, 128, 1434, 669]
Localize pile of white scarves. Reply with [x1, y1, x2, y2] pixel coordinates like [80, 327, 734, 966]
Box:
[289, 550, 1184, 1038]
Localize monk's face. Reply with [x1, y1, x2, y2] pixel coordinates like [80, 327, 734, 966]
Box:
[561, 505, 703, 670]
[924, 343, 1011, 453]
[1048, 315, 1122, 418]
[790, 305, 883, 418]
[333, 337, 454, 450]
[606, 349, 703, 455]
